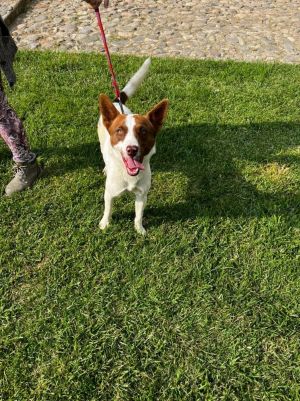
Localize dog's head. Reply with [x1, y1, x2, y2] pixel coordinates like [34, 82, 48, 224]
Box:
[99, 94, 169, 176]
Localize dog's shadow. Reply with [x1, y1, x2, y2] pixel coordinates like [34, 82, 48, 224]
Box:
[42, 121, 300, 224]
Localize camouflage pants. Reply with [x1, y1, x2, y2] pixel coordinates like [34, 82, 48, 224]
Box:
[0, 81, 35, 163]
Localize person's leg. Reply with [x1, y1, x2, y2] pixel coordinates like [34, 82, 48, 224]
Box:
[0, 85, 42, 195]
[0, 91, 35, 162]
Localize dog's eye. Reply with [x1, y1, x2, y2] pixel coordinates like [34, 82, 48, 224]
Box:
[140, 127, 147, 135]
[116, 128, 123, 136]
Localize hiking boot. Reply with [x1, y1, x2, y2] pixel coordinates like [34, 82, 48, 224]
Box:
[5, 158, 43, 196]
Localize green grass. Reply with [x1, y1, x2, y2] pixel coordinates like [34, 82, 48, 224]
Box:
[0, 51, 300, 401]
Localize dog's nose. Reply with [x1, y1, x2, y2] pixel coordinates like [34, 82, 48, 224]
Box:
[126, 145, 138, 157]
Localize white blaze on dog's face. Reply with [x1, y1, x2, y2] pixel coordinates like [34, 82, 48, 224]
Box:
[99, 94, 169, 176]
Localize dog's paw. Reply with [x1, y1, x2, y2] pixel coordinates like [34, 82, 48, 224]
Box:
[135, 223, 146, 236]
[99, 218, 110, 230]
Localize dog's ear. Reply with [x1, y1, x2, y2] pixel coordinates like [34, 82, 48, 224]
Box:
[146, 99, 169, 133]
[99, 94, 120, 130]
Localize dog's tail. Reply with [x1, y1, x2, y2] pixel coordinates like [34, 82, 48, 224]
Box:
[115, 58, 151, 105]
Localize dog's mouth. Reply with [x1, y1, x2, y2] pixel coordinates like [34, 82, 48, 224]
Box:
[122, 156, 145, 176]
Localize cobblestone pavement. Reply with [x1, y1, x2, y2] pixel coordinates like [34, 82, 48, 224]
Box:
[0, 0, 14, 20]
[5, 0, 300, 63]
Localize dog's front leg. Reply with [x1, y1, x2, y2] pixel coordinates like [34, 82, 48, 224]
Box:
[134, 193, 148, 235]
[99, 189, 114, 230]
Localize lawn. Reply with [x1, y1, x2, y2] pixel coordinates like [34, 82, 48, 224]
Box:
[0, 51, 300, 401]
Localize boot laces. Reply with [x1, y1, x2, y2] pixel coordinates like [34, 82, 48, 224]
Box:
[13, 163, 29, 182]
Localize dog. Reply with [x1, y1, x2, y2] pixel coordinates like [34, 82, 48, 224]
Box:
[98, 58, 169, 235]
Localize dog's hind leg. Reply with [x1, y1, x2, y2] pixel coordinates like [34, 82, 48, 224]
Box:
[134, 193, 147, 235]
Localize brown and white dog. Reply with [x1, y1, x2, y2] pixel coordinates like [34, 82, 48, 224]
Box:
[98, 58, 168, 235]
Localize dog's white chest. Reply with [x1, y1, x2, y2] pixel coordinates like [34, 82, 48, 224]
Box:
[107, 163, 150, 196]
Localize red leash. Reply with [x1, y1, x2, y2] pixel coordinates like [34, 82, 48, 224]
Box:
[94, 7, 124, 113]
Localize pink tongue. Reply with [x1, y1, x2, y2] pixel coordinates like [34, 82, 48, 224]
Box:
[123, 156, 145, 175]
[126, 157, 144, 170]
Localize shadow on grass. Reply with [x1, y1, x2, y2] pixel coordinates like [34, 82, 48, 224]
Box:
[40, 141, 101, 175]
[148, 122, 300, 223]
[29, 121, 300, 223]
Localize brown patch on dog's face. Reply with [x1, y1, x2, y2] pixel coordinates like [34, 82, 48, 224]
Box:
[99, 93, 120, 131]
[133, 115, 157, 159]
[133, 99, 169, 160]
[108, 115, 128, 146]
[99, 94, 129, 147]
